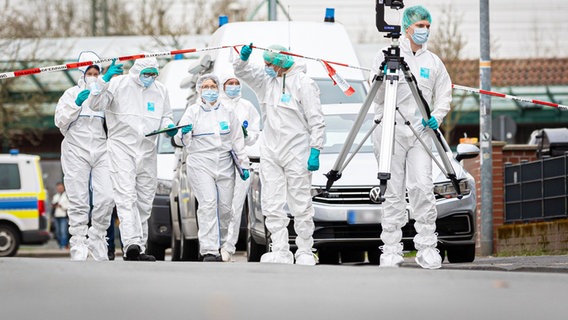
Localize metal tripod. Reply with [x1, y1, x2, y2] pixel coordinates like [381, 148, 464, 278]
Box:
[324, 35, 462, 203]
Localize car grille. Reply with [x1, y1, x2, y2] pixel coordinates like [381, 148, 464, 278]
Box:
[313, 187, 375, 204]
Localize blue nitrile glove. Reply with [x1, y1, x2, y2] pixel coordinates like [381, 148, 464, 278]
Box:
[75, 89, 90, 106]
[240, 43, 253, 61]
[181, 124, 193, 135]
[102, 59, 124, 82]
[307, 148, 320, 171]
[421, 117, 439, 130]
[240, 169, 250, 181]
[166, 124, 178, 137]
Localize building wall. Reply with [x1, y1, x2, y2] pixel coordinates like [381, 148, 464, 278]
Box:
[462, 142, 568, 256]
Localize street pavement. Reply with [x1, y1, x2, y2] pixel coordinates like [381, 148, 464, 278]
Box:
[17, 239, 568, 272]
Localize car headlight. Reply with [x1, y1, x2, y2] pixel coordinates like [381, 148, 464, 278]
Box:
[156, 179, 172, 196]
[433, 180, 470, 200]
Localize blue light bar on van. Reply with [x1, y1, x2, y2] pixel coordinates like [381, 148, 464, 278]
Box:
[9, 148, 19, 155]
[324, 8, 335, 22]
[219, 15, 229, 27]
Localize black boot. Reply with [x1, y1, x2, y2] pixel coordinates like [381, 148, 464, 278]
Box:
[202, 254, 222, 262]
[124, 244, 156, 262]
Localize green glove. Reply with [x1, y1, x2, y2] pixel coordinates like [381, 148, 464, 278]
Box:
[75, 89, 90, 106]
[166, 124, 178, 137]
[307, 148, 320, 171]
[240, 169, 250, 181]
[241, 125, 248, 138]
[240, 43, 253, 61]
[102, 59, 124, 82]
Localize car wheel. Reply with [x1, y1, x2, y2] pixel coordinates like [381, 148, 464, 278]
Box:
[446, 244, 475, 263]
[171, 233, 181, 261]
[246, 204, 265, 262]
[146, 240, 166, 261]
[0, 224, 20, 257]
[318, 247, 340, 265]
[340, 250, 365, 263]
[367, 249, 381, 265]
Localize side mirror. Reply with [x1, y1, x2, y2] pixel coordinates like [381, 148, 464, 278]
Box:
[456, 143, 480, 162]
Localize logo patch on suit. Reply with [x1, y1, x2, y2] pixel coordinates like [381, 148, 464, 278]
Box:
[420, 67, 430, 79]
[147, 102, 155, 112]
[219, 121, 229, 131]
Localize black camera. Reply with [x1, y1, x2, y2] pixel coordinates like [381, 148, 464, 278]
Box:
[375, 0, 405, 36]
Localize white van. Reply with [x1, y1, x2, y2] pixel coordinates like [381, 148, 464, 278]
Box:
[0, 150, 50, 257]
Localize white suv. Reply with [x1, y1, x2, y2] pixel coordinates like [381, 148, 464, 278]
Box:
[0, 150, 50, 257]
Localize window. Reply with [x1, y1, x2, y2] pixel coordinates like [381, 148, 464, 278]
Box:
[0, 163, 21, 190]
[322, 113, 375, 154]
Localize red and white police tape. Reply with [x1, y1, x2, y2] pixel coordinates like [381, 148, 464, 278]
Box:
[1, 44, 566, 110]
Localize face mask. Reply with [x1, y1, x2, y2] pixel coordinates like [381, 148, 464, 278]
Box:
[202, 89, 219, 103]
[225, 85, 241, 98]
[139, 75, 155, 88]
[265, 66, 278, 78]
[411, 27, 429, 45]
[85, 76, 102, 96]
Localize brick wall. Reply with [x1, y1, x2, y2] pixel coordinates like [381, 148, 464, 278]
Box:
[497, 219, 568, 255]
[462, 143, 542, 255]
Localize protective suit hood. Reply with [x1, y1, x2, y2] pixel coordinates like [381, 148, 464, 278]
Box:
[219, 72, 242, 100]
[129, 57, 159, 87]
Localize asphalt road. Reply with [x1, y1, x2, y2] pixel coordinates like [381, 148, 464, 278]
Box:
[1, 256, 567, 320]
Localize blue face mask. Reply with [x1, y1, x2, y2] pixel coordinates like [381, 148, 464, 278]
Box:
[265, 66, 277, 78]
[202, 89, 219, 103]
[139, 75, 155, 88]
[411, 27, 429, 45]
[225, 85, 241, 98]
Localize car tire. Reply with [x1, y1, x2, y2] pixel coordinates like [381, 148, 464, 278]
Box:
[446, 244, 475, 263]
[0, 224, 20, 257]
[318, 247, 340, 265]
[340, 250, 365, 263]
[367, 249, 381, 265]
[246, 204, 265, 262]
[146, 240, 166, 261]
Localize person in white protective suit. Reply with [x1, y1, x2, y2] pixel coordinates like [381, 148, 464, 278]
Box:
[174, 74, 249, 262]
[89, 57, 176, 261]
[54, 51, 115, 261]
[234, 44, 326, 265]
[218, 74, 260, 262]
[370, 5, 451, 269]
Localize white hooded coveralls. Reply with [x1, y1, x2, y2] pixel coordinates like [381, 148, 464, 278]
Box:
[90, 58, 174, 253]
[233, 59, 325, 258]
[370, 36, 452, 259]
[219, 77, 261, 255]
[174, 99, 249, 257]
[54, 73, 114, 257]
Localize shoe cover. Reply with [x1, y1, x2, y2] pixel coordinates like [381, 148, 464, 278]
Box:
[260, 251, 294, 264]
[87, 237, 109, 261]
[220, 248, 233, 262]
[295, 252, 317, 266]
[379, 253, 404, 268]
[70, 245, 88, 261]
[415, 247, 442, 269]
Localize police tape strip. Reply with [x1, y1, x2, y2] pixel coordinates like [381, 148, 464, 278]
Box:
[0, 45, 240, 80]
[452, 84, 568, 111]
[2, 43, 566, 111]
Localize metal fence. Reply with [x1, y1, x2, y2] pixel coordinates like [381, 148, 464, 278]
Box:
[505, 154, 568, 222]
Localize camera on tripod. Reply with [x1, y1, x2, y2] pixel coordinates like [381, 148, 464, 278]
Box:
[375, 0, 405, 37]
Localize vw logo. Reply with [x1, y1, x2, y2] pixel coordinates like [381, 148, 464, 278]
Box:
[369, 186, 382, 204]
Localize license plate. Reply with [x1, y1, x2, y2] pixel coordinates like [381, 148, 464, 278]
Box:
[347, 210, 380, 224]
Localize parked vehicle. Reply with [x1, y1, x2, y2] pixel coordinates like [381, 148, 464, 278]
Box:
[0, 150, 50, 257]
[246, 103, 480, 264]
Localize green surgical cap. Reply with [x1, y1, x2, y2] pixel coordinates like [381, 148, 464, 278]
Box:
[141, 67, 159, 75]
[402, 5, 432, 32]
[263, 44, 294, 69]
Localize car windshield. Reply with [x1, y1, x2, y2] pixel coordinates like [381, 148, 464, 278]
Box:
[157, 108, 186, 154]
[322, 113, 375, 154]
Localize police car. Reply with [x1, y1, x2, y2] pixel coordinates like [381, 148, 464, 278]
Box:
[0, 150, 50, 257]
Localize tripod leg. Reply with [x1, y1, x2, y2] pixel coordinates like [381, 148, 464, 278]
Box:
[375, 70, 399, 203]
[325, 74, 384, 191]
[339, 119, 380, 173]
